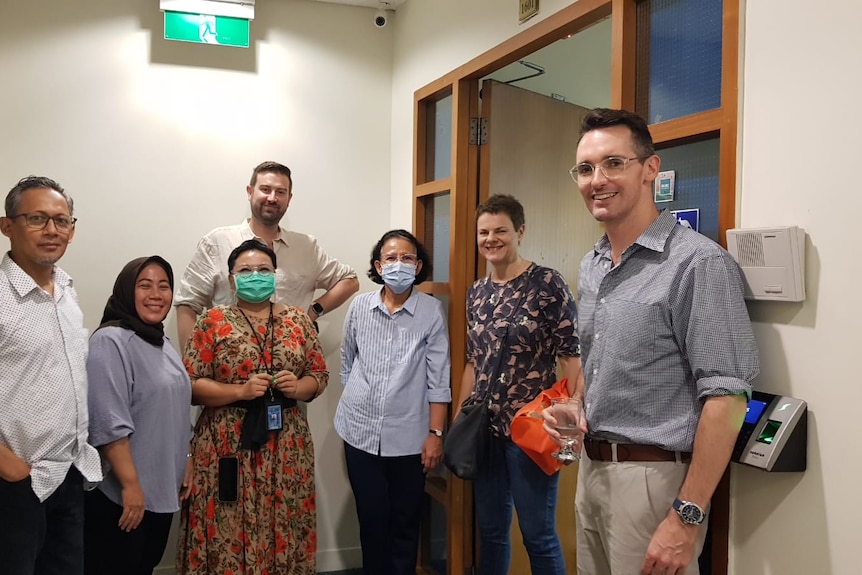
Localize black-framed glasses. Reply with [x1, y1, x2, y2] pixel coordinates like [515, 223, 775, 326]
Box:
[569, 156, 646, 184]
[10, 213, 77, 232]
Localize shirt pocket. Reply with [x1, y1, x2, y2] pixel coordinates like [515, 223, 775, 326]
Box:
[396, 329, 424, 365]
[605, 299, 661, 365]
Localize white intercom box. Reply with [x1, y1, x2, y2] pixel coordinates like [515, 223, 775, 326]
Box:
[726, 226, 806, 302]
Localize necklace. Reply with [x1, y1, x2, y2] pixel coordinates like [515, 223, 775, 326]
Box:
[236, 302, 276, 377]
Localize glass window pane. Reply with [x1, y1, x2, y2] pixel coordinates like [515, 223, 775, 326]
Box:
[637, 0, 723, 123]
[421, 192, 451, 283]
[424, 94, 453, 180]
[654, 138, 720, 242]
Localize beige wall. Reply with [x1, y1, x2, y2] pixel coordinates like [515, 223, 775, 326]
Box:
[391, 0, 862, 574]
[4, 0, 860, 572]
[0, 0, 393, 570]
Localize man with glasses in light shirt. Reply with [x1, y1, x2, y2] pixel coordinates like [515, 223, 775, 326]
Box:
[545, 109, 759, 575]
[0, 176, 102, 575]
[174, 161, 358, 347]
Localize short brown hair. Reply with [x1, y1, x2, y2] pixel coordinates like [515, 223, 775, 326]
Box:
[475, 194, 525, 230]
[249, 161, 292, 190]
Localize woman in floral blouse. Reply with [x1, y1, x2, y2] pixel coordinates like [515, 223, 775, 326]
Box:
[176, 239, 328, 575]
[456, 194, 581, 575]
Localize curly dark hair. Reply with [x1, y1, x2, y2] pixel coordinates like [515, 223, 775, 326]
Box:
[367, 229, 432, 285]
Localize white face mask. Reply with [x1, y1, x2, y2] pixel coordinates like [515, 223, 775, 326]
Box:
[381, 261, 416, 294]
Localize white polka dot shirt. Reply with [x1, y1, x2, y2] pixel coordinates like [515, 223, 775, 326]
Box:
[0, 253, 102, 501]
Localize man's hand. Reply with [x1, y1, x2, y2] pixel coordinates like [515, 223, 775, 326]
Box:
[541, 407, 565, 447]
[0, 454, 31, 482]
[421, 434, 443, 473]
[640, 511, 699, 575]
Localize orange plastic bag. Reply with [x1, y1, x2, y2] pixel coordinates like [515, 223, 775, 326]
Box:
[510, 378, 570, 475]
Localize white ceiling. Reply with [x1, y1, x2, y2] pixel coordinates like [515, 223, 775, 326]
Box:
[311, 0, 408, 9]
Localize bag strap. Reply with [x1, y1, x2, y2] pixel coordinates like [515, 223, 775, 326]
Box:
[479, 266, 533, 405]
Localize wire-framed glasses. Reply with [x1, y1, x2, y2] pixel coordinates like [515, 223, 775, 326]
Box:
[380, 253, 418, 265]
[569, 156, 645, 184]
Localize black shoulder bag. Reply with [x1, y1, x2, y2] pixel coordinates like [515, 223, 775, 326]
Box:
[443, 275, 529, 479]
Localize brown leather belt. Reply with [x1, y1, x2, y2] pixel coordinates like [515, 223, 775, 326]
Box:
[584, 437, 692, 463]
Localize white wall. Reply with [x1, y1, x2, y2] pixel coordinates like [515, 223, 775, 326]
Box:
[0, 0, 392, 570]
[732, 1, 862, 574]
[391, 1, 862, 574]
[6, 0, 860, 572]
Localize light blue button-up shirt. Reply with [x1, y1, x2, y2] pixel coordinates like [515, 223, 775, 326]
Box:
[335, 289, 451, 457]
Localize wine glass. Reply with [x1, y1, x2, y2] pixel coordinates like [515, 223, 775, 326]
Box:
[549, 397, 584, 462]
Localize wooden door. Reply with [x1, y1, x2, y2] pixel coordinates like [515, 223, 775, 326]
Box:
[480, 78, 603, 574]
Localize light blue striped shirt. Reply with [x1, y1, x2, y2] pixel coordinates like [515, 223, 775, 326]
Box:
[335, 289, 451, 457]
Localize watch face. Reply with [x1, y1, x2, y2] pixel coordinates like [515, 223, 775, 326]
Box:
[679, 502, 705, 524]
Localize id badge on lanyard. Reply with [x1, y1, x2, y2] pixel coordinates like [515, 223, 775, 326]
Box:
[265, 379, 283, 432]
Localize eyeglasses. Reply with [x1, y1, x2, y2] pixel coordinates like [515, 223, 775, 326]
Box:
[380, 253, 418, 265]
[233, 269, 275, 278]
[569, 156, 646, 184]
[10, 213, 77, 232]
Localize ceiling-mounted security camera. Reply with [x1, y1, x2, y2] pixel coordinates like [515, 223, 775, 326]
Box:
[374, 2, 391, 28]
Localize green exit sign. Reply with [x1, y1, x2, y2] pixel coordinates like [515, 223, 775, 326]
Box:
[164, 11, 250, 48]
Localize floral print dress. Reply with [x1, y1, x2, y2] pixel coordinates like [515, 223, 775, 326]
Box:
[177, 306, 328, 575]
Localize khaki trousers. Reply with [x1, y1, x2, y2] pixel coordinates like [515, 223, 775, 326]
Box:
[575, 452, 709, 575]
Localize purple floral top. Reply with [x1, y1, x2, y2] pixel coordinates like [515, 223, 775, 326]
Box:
[466, 263, 579, 436]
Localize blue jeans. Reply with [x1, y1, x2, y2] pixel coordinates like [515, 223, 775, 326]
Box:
[473, 437, 565, 575]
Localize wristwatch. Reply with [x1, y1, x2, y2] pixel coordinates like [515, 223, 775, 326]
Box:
[311, 302, 324, 316]
[672, 498, 706, 525]
[429, 429, 443, 437]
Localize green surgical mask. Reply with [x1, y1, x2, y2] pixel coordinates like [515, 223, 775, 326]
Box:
[234, 271, 276, 303]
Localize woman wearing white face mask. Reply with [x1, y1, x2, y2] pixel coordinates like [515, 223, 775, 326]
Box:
[335, 229, 452, 575]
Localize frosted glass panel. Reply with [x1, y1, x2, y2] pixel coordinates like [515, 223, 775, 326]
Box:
[420, 192, 451, 283]
[637, 0, 722, 123]
[431, 194, 451, 283]
[425, 95, 452, 180]
[655, 138, 720, 242]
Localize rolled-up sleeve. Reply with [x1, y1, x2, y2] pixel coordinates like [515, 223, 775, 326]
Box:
[311, 237, 357, 291]
[684, 254, 759, 400]
[174, 237, 219, 314]
[87, 330, 135, 448]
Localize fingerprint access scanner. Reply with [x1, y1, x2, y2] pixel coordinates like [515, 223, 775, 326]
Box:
[731, 391, 807, 472]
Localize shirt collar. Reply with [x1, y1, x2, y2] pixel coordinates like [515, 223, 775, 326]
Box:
[371, 286, 420, 316]
[1, 252, 71, 299]
[592, 209, 677, 257]
[239, 219, 289, 246]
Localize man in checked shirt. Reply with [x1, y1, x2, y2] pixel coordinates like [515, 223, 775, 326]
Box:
[0, 176, 102, 575]
[547, 109, 759, 575]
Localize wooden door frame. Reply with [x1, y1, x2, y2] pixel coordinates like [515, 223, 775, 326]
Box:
[413, 1, 740, 574]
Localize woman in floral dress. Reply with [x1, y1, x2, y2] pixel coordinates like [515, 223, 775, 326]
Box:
[177, 239, 328, 575]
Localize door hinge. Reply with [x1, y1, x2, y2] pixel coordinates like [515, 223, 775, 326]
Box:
[470, 118, 488, 145]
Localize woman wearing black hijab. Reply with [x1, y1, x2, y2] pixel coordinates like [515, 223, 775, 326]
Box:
[84, 256, 192, 575]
